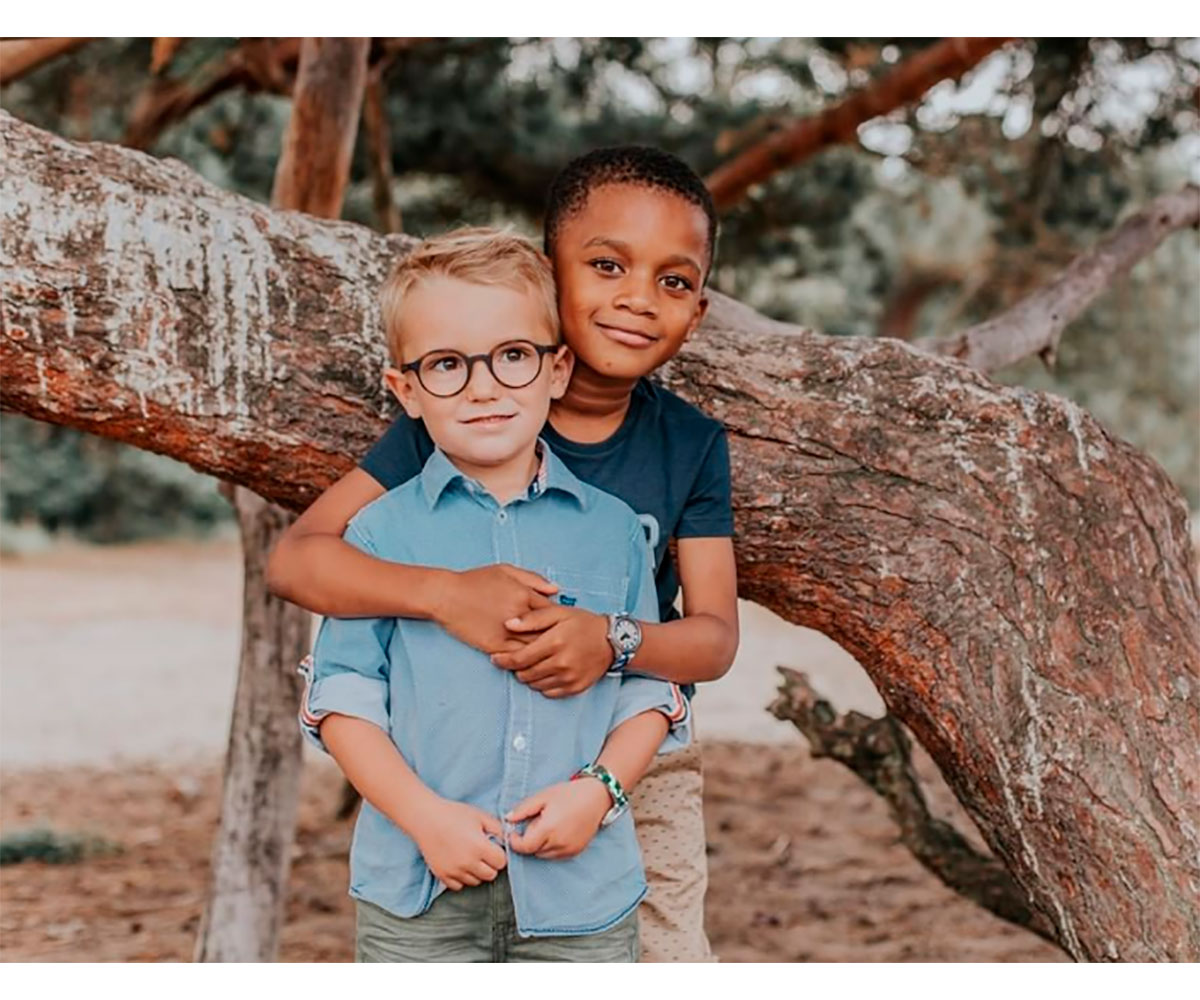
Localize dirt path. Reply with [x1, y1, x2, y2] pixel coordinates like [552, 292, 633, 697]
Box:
[0, 749, 1064, 963]
[0, 540, 1064, 962]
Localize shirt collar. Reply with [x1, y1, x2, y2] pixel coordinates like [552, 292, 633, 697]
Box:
[419, 439, 588, 510]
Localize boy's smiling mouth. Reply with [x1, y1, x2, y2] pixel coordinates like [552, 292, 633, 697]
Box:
[595, 321, 659, 348]
[461, 413, 517, 425]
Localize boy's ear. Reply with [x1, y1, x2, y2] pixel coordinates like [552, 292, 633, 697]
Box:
[548, 344, 574, 400]
[383, 367, 423, 420]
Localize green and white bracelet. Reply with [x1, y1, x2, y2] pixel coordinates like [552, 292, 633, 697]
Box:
[571, 763, 629, 827]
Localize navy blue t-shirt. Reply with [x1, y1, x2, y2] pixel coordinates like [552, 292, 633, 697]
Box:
[359, 378, 734, 625]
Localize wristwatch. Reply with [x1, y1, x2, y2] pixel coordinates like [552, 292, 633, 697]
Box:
[572, 763, 630, 828]
[606, 612, 642, 672]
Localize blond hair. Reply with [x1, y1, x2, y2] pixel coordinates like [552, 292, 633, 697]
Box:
[380, 227, 559, 362]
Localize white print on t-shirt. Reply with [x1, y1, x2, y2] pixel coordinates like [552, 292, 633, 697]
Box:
[638, 513, 661, 568]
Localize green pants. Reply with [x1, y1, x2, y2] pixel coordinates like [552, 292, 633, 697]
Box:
[354, 871, 640, 963]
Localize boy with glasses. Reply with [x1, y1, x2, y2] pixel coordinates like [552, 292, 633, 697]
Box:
[300, 228, 690, 962]
[273, 147, 737, 962]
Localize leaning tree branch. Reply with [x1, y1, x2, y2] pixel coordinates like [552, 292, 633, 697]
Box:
[150, 38, 185, 76]
[924, 185, 1200, 372]
[123, 38, 302, 151]
[770, 667, 1061, 946]
[3, 112, 1198, 961]
[705, 38, 1015, 212]
[0, 38, 92, 85]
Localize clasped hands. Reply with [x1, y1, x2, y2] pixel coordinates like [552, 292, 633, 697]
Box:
[431, 562, 615, 699]
[416, 564, 618, 891]
[414, 779, 612, 891]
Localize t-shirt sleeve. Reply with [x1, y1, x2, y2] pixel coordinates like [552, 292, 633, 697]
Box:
[676, 427, 734, 538]
[359, 414, 430, 491]
[625, 517, 661, 625]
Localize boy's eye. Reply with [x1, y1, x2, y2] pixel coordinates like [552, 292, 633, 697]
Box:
[425, 354, 462, 374]
[589, 258, 622, 274]
[499, 344, 535, 363]
[661, 274, 694, 292]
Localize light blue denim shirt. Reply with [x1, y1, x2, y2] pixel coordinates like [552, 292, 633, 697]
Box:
[299, 442, 690, 937]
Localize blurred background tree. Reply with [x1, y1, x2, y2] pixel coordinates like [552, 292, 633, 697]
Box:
[2, 36, 1196, 544]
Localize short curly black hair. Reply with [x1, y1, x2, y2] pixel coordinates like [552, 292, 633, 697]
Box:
[543, 146, 718, 279]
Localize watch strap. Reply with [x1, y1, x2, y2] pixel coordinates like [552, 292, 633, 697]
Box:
[606, 612, 641, 672]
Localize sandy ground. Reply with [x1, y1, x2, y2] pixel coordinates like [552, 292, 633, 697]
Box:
[0, 540, 1063, 962]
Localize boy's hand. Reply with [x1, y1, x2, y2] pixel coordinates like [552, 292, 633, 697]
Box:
[410, 798, 508, 892]
[506, 780, 612, 859]
[431, 565, 557, 655]
[490, 606, 612, 698]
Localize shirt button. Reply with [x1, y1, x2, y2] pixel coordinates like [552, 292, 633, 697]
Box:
[497, 510, 508, 522]
[512, 734, 527, 751]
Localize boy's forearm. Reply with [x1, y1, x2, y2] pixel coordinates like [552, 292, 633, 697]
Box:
[596, 710, 672, 794]
[268, 532, 449, 619]
[319, 714, 441, 837]
[631, 615, 737, 685]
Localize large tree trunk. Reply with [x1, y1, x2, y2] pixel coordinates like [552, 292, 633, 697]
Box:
[2, 110, 1198, 961]
[191, 38, 370, 963]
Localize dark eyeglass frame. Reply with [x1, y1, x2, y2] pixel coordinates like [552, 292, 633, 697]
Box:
[399, 340, 560, 398]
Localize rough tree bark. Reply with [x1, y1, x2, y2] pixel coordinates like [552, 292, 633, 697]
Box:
[705, 38, 1015, 212]
[191, 38, 370, 963]
[2, 111, 1198, 962]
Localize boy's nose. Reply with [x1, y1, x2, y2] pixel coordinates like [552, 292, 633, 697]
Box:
[613, 278, 657, 317]
[463, 357, 502, 400]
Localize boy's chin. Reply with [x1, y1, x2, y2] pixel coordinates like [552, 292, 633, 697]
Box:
[573, 342, 680, 382]
[442, 430, 538, 468]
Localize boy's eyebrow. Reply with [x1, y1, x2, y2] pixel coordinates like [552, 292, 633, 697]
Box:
[582, 236, 703, 275]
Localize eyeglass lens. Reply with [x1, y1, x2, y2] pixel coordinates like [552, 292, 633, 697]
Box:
[418, 341, 546, 396]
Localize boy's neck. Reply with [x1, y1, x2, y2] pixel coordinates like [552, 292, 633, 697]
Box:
[442, 442, 540, 506]
[549, 359, 638, 444]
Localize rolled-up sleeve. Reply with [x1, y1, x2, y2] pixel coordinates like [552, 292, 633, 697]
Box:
[609, 673, 691, 755]
[607, 517, 691, 754]
[298, 520, 396, 754]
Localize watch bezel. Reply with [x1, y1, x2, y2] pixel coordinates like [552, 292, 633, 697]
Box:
[608, 612, 642, 654]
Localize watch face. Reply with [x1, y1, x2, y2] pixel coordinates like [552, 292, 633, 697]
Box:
[615, 618, 640, 650]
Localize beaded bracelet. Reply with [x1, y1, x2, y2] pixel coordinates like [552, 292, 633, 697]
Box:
[571, 763, 629, 826]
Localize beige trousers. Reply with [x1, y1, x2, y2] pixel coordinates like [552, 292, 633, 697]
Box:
[629, 739, 716, 962]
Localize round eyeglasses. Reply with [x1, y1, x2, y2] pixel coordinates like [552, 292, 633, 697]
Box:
[399, 340, 560, 398]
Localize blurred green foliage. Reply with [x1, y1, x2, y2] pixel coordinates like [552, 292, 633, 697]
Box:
[1, 36, 1196, 537]
[0, 827, 123, 865]
[0, 415, 230, 545]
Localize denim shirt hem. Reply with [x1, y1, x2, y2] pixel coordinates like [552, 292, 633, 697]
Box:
[347, 882, 648, 939]
[514, 882, 647, 938]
